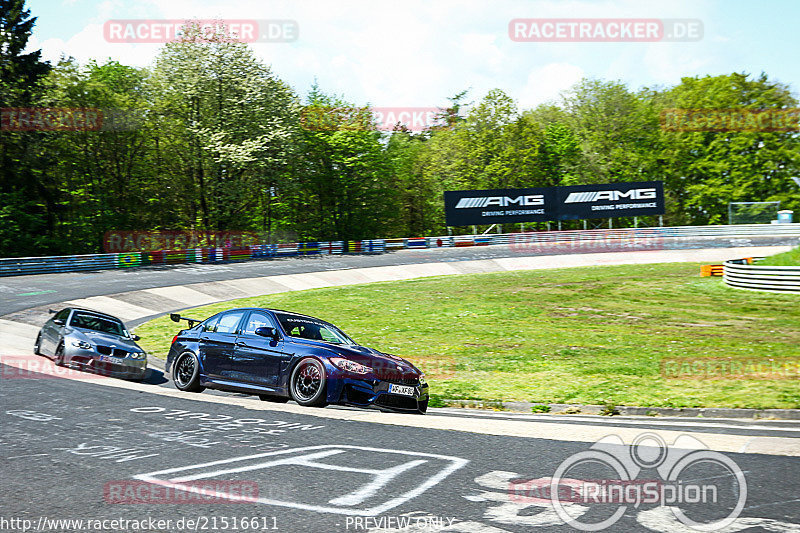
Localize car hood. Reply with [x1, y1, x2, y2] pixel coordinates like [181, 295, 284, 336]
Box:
[69, 328, 141, 350]
[291, 339, 422, 377]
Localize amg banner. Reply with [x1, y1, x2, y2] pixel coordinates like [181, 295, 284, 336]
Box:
[443, 186, 554, 226]
[444, 181, 664, 225]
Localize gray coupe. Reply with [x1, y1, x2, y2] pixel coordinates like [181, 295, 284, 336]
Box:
[34, 307, 147, 380]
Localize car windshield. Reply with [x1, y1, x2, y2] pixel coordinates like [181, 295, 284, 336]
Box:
[69, 312, 128, 337]
[274, 312, 356, 345]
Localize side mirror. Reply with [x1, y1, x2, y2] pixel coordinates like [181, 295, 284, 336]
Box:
[131, 334, 141, 341]
[254, 326, 278, 340]
[53, 319, 65, 326]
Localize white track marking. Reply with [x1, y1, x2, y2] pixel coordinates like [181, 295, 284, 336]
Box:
[267, 273, 339, 290]
[134, 445, 468, 516]
[431, 410, 800, 434]
[140, 286, 219, 307]
[636, 506, 800, 532]
[61, 296, 157, 321]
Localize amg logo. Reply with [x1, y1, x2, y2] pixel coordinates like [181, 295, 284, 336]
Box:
[455, 195, 544, 209]
[564, 188, 657, 203]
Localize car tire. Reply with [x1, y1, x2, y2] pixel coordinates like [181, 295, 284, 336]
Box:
[289, 358, 328, 407]
[172, 352, 205, 393]
[259, 394, 289, 403]
[34, 333, 42, 356]
[53, 343, 65, 366]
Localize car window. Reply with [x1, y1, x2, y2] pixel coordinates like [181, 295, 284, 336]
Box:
[215, 311, 245, 334]
[69, 312, 126, 336]
[201, 315, 220, 333]
[53, 309, 70, 322]
[318, 328, 340, 343]
[242, 311, 277, 335]
[274, 312, 356, 345]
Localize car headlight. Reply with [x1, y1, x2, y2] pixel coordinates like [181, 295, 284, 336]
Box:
[71, 340, 92, 350]
[330, 357, 371, 375]
[418, 374, 427, 386]
[129, 351, 147, 360]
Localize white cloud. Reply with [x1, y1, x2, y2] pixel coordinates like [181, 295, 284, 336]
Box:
[30, 23, 162, 67]
[518, 63, 585, 108]
[639, 43, 711, 85]
[25, 0, 783, 114]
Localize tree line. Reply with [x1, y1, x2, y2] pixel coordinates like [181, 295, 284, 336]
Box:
[2, 1, 799, 257]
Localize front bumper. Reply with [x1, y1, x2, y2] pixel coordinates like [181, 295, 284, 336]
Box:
[64, 347, 147, 380]
[330, 376, 430, 414]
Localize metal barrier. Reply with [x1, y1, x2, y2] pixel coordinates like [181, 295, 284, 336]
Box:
[0, 239, 387, 277]
[724, 260, 800, 293]
[1, 224, 799, 277]
[422, 224, 800, 249]
[0, 253, 129, 276]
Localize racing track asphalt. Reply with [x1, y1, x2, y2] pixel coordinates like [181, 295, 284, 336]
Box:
[2, 239, 800, 531]
[2, 368, 800, 532]
[1, 233, 798, 317]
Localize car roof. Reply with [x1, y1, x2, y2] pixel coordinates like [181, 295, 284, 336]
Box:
[221, 307, 322, 321]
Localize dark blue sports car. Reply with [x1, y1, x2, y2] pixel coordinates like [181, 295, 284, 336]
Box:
[165, 307, 429, 413]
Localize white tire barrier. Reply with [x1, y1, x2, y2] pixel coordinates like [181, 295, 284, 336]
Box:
[724, 260, 800, 293]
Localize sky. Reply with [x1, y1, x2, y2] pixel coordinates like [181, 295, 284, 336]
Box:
[24, 0, 800, 110]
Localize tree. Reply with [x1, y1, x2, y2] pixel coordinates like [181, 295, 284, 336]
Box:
[37, 59, 153, 252]
[148, 22, 298, 234]
[288, 86, 394, 240]
[560, 79, 661, 185]
[656, 73, 800, 224]
[0, 0, 52, 257]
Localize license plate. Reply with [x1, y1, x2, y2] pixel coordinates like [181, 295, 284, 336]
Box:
[389, 384, 415, 397]
[98, 355, 121, 363]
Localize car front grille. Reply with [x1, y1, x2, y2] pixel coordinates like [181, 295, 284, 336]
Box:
[96, 345, 128, 358]
[375, 394, 419, 410]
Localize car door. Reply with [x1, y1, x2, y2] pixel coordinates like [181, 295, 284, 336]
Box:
[231, 310, 290, 389]
[41, 309, 70, 355]
[198, 311, 244, 379]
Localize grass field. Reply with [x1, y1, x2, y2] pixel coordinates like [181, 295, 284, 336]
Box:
[759, 246, 800, 266]
[135, 262, 800, 409]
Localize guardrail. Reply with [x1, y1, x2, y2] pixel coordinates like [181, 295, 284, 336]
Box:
[0, 253, 128, 277]
[423, 223, 800, 248]
[724, 259, 800, 293]
[1, 224, 798, 278]
[0, 240, 387, 278]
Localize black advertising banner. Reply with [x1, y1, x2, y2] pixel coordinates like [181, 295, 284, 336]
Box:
[554, 180, 665, 220]
[443, 187, 555, 226]
[444, 181, 664, 226]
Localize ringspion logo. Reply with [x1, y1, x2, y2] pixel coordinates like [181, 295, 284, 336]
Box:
[540, 433, 746, 531]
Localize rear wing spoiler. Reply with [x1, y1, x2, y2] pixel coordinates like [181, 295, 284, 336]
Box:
[170, 313, 202, 328]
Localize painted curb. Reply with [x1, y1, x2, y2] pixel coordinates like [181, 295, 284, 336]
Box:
[442, 400, 800, 420]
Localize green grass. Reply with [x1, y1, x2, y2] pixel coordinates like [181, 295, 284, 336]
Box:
[135, 263, 800, 409]
[759, 246, 800, 266]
